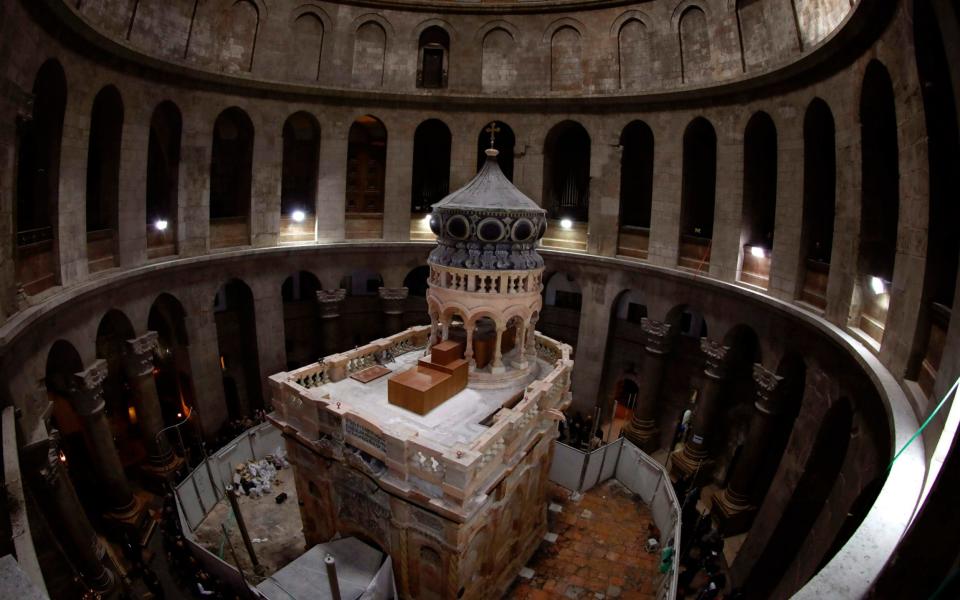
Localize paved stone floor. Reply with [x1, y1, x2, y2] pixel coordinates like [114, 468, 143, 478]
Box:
[506, 480, 662, 600]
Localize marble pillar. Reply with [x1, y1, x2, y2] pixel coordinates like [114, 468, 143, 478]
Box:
[123, 331, 179, 474]
[22, 432, 115, 592]
[712, 364, 785, 534]
[316, 289, 347, 357]
[622, 319, 673, 452]
[670, 339, 730, 482]
[378, 286, 409, 337]
[71, 360, 142, 521]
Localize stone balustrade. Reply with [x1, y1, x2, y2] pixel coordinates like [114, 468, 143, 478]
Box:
[429, 264, 543, 296]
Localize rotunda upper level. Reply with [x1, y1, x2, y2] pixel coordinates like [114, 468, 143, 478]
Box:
[52, 0, 861, 101]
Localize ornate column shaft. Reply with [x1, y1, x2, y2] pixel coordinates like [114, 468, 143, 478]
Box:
[712, 364, 785, 533]
[622, 319, 673, 452]
[22, 433, 115, 592]
[378, 287, 409, 337]
[123, 331, 178, 472]
[316, 289, 347, 356]
[70, 360, 139, 520]
[464, 323, 475, 367]
[491, 326, 505, 373]
[670, 339, 730, 481]
[513, 320, 529, 368]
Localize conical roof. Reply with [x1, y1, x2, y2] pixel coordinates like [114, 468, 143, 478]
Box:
[432, 149, 544, 214]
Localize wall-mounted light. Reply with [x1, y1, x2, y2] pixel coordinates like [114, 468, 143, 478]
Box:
[58, 450, 67, 463]
[560, 218, 573, 230]
[870, 276, 887, 295]
[292, 209, 306, 223]
[154, 219, 169, 232]
[750, 246, 766, 259]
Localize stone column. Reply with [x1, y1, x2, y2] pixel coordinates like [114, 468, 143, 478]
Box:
[513, 320, 528, 369]
[123, 331, 178, 473]
[622, 319, 673, 452]
[464, 323, 475, 367]
[71, 360, 142, 522]
[378, 287, 409, 336]
[712, 364, 785, 534]
[316, 289, 347, 357]
[21, 432, 115, 592]
[526, 313, 539, 355]
[491, 326, 505, 373]
[427, 308, 440, 350]
[670, 339, 730, 482]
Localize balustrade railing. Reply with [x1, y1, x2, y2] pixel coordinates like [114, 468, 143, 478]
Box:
[429, 264, 543, 295]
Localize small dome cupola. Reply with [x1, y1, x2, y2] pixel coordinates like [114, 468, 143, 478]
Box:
[428, 131, 547, 271]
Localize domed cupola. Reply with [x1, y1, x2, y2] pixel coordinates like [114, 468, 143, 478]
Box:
[428, 147, 547, 270]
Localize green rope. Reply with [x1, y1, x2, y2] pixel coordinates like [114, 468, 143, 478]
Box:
[888, 376, 960, 471]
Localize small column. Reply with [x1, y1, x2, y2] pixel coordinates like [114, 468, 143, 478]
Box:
[464, 324, 475, 368]
[622, 319, 673, 452]
[123, 332, 179, 474]
[426, 309, 439, 350]
[316, 289, 347, 357]
[491, 326, 505, 373]
[378, 287, 409, 337]
[21, 432, 115, 592]
[513, 320, 528, 369]
[712, 364, 785, 534]
[526, 314, 539, 355]
[670, 339, 730, 482]
[70, 360, 142, 522]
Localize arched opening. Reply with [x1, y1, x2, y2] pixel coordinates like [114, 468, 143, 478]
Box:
[618, 19, 650, 90]
[281, 271, 322, 369]
[417, 26, 449, 89]
[280, 112, 321, 243]
[541, 272, 581, 348]
[16, 59, 66, 295]
[291, 12, 324, 81]
[352, 21, 386, 88]
[481, 28, 517, 92]
[678, 117, 717, 271]
[346, 115, 387, 239]
[909, 1, 960, 397]
[739, 112, 778, 289]
[617, 120, 654, 260]
[95, 310, 143, 468]
[403, 266, 431, 327]
[550, 26, 583, 92]
[600, 289, 648, 437]
[213, 280, 263, 419]
[542, 121, 590, 251]
[798, 98, 836, 310]
[146, 101, 181, 259]
[148, 294, 196, 441]
[340, 269, 385, 346]
[679, 6, 710, 84]
[742, 399, 852, 599]
[210, 107, 254, 249]
[853, 61, 899, 345]
[86, 85, 123, 272]
[475, 121, 515, 181]
[411, 119, 451, 239]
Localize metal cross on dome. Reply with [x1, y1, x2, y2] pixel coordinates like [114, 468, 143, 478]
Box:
[485, 121, 500, 148]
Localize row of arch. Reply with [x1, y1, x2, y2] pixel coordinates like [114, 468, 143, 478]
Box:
[79, 0, 849, 92]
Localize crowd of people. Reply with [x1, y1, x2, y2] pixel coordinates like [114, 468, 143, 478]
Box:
[557, 411, 604, 450]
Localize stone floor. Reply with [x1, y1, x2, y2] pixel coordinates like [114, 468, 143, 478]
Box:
[506, 480, 662, 600]
[193, 467, 305, 583]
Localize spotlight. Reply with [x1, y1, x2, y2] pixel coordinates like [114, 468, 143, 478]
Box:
[560, 218, 573, 230]
[154, 219, 168, 232]
[870, 276, 887, 295]
[423, 214, 432, 224]
[292, 210, 306, 223]
[750, 246, 766, 258]
[177, 412, 183, 419]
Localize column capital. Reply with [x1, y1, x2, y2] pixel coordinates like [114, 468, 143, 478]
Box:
[124, 331, 159, 378]
[641, 318, 673, 354]
[316, 289, 347, 318]
[70, 360, 108, 416]
[700, 338, 730, 378]
[378, 287, 409, 315]
[752, 364, 785, 414]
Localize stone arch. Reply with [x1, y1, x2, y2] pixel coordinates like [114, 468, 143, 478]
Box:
[282, 271, 323, 369]
[412, 119, 452, 213]
[148, 293, 196, 424]
[548, 24, 583, 92]
[739, 111, 778, 288]
[403, 266, 430, 297]
[542, 120, 591, 223]
[352, 19, 388, 88]
[219, 0, 260, 72]
[86, 85, 124, 273]
[480, 25, 517, 92]
[346, 115, 387, 227]
[290, 10, 325, 81]
[146, 100, 182, 259]
[210, 107, 255, 248]
[619, 120, 655, 231]
[665, 303, 708, 338]
[476, 120, 516, 181]
[678, 117, 717, 268]
[678, 5, 711, 84]
[16, 58, 67, 295]
[616, 16, 651, 90]
[798, 97, 836, 309]
[214, 278, 263, 419]
[417, 26, 451, 89]
[281, 111, 321, 240]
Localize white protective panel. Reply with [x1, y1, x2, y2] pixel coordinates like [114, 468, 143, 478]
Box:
[192, 464, 220, 517]
[581, 447, 606, 491]
[599, 439, 622, 483]
[250, 422, 284, 457]
[176, 475, 206, 532]
[549, 441, 587, 491]
[614, 442, 661, 504]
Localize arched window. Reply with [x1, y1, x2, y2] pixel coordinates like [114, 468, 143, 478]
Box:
[146, 101, 182, 258]
[214, 279, 263, 418]
[678, 117, 716, 270]
[679, 7, 710, 83]
[739, 112, 778, 288]
[16, 59, 66, 294]
[617, 120, 654, 259]
[411, 119, 451, 214]
[345, 115, 387, 239]
[353, 21, 386, 88]
[209, 107, 254, 248]
[86, 85, 124, 272]
[417, 27, 449, 89]
[280, 112, 321, 242]
[798, 98, 836, 309]
[550, 26, 583, 91]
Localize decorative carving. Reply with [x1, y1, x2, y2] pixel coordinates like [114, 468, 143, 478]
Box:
[316, 289, 347, 318]
[124, 331, 159, 378]
[700, 339, 730, 379]
[641, 318, 673, 354]
[70, 360, 109, 416]
[752, 364, 785, 414]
